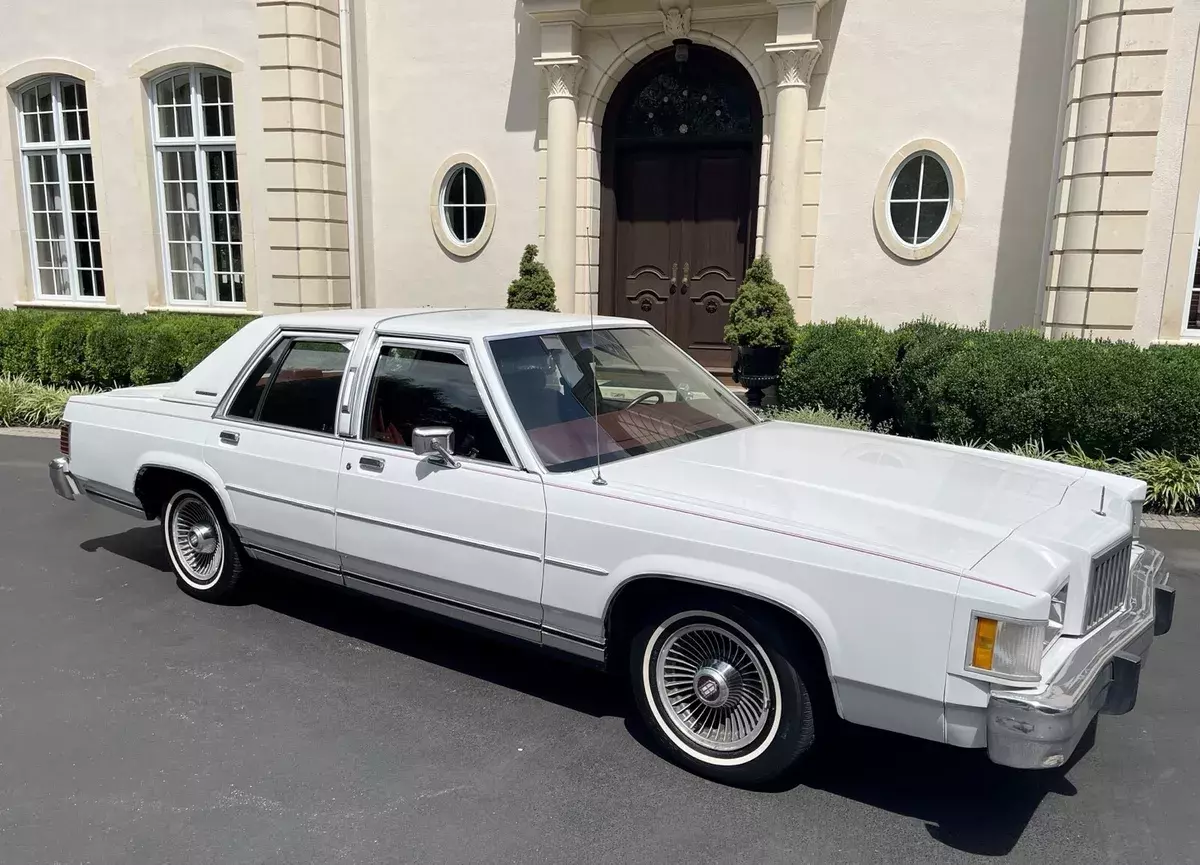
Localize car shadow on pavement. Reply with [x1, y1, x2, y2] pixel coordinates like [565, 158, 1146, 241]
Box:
[621, 710, 1087, 856]
[81, 526, 626, 720]
[84, 524, 1088, 856]
[803, 721, 1089, 856]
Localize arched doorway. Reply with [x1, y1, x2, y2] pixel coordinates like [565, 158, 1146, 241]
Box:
[598, 45, 763, 375]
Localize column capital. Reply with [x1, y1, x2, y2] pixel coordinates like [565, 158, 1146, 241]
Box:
[535, 56, 587, 99]
[766, 40, 822, 88]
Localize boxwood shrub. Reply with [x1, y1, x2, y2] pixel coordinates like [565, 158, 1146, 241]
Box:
[0, 308, 253, 389]
[779, 318, 1200, 459]
[777, 318, 897, 425]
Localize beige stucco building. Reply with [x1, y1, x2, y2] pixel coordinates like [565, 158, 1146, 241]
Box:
[2, 0, 1199, 372]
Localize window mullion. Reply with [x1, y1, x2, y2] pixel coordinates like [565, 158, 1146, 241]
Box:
[51, 77, 64, 148]
[912, 156, 926, 246]
[57, 148, 82, 299]
[197, 143, 218, 306]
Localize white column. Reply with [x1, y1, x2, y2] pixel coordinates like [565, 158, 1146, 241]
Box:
[763, 41, 821, 297]
[536, 57, 585, 313]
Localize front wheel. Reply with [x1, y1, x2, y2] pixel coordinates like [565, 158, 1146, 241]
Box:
[162, 488, 247, 602]
[629, 604, 824, 786]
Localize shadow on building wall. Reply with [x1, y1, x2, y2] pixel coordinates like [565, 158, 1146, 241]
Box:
[506, 1, 542, 137]
[989, 0, 1072, 330]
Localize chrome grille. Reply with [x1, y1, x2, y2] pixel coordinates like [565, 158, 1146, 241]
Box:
[1084, 540, 1132, 631]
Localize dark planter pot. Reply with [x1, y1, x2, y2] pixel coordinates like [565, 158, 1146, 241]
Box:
[733, 345, 783, 408]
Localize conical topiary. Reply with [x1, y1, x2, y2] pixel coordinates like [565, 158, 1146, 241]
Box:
[506, 245, 558, 312]
[723, 256, 800, 349]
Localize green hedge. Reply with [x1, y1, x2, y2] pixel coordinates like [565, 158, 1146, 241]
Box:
[778, 319, 1200, 459]
[0, 309, 253, 389]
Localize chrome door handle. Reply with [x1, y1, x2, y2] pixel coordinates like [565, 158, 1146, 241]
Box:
[681, 262, 689, 295]
[670, 262, 678, 295]
[219, 431, 240, 446]
[359, 456, 385, 473]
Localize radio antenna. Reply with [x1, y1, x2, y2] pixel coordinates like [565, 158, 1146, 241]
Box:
[589, 315, 607, 486]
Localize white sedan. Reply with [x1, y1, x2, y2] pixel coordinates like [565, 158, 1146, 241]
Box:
[48, 308, 1175, 785]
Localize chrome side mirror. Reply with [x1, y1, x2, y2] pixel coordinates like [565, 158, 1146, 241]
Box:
[412, 426, 460, 468]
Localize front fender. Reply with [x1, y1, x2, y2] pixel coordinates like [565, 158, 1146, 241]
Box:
[604, 553, 842, 687]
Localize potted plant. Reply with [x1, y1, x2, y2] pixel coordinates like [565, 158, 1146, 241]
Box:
[723, 256, 800, 407]
[506, 245, 558, 311]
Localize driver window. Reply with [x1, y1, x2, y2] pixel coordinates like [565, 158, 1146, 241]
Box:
[365, 346, 511, 465]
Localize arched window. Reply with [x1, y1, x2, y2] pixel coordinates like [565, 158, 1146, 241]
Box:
[614, 50, 756, 141]
[16, 76, 103, 299]
[150, 66, 243, 305]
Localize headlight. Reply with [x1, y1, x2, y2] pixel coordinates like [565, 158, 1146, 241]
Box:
[968, 614, 1045, 681]
[1131, 499, 1143, 540]
[1045, 584, 1068, 648]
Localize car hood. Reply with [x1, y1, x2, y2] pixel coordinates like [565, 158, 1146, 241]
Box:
[597, 420, 1088, 576]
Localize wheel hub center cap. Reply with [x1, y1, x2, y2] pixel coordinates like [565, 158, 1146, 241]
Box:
[188, 524, 217, 555]
[694, 661, 740, 708]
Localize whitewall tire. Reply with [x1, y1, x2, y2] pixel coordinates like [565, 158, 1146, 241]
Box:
[162, 488, 247, 602]
[629, 602, 825, 786]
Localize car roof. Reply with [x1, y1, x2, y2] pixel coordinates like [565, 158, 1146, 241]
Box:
[265, 307, 650, 340]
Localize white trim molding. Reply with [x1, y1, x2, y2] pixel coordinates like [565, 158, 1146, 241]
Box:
[874, 138, 966, 262]
[429, 153, 497, 258]
[1, 58, 95, 89]
[128, 46, 244, 78]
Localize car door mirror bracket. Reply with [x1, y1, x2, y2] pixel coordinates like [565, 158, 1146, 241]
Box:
[412, 426, 460, 469]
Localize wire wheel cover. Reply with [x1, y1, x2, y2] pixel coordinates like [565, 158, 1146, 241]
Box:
[654, 622, 773, 752]
[169, 495, 223, 585]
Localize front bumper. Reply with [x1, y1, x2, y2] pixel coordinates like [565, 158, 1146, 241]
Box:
[48, 456, 79, 501]
[986, 543, 1174, 769]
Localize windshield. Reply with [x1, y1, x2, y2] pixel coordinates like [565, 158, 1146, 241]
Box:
[489, 327, 757, 473]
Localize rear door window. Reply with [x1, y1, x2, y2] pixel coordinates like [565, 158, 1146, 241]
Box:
[227, 338, 350, 434]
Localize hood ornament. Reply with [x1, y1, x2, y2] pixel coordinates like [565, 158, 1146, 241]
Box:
[1093, 487, 1107, 517]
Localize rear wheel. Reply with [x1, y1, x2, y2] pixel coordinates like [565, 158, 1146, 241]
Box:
[629, 602, 825, 786]
[162, 488, 247, 602]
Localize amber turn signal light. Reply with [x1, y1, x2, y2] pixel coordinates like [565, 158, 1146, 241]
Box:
[972, 617, 998, 670]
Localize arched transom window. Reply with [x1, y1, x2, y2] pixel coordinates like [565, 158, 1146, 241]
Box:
[16, 76, 104, 299]
[615, 50, 757, 141]
[150, 66, 243, 305]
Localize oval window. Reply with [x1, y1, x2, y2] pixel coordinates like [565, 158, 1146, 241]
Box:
[887, 152, 952, 248]
[441, 164, 487, 245]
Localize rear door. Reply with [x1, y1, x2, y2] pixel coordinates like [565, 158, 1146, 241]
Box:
[205, 331, 354, 583]
[335, 337, 547, 638]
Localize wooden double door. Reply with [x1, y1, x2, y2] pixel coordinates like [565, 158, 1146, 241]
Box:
[607, 144, 756, 375]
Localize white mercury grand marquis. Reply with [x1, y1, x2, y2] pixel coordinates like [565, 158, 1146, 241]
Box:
[48, 308, 1176, 785]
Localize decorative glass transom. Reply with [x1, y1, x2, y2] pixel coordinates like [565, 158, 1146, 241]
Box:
[617, 55, 756, 140]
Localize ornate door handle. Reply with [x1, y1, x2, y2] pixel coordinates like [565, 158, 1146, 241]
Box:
[681, 262, 689, 294]
[671, 262, 678, 294]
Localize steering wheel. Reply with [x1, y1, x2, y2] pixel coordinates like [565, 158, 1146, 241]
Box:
[625, 390, 664, 409]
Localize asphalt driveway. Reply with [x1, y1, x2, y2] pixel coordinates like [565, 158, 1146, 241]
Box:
[1, 433, 1197, 864]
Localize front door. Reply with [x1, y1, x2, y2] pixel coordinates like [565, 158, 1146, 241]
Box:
[611, 147, 754, 376]
[335, 338, 547, 638]
[601, 44, 762, 377]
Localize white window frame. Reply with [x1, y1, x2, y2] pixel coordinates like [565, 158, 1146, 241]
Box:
[1181, 194, 1200, 337]
[440, 164, 487, 247]
[873, 139, 965, 263]
[149, 65, 244, 308]
[15, 75, 104, 302]
[886, 152, 953, 249]
[429, 153, 497, 258]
